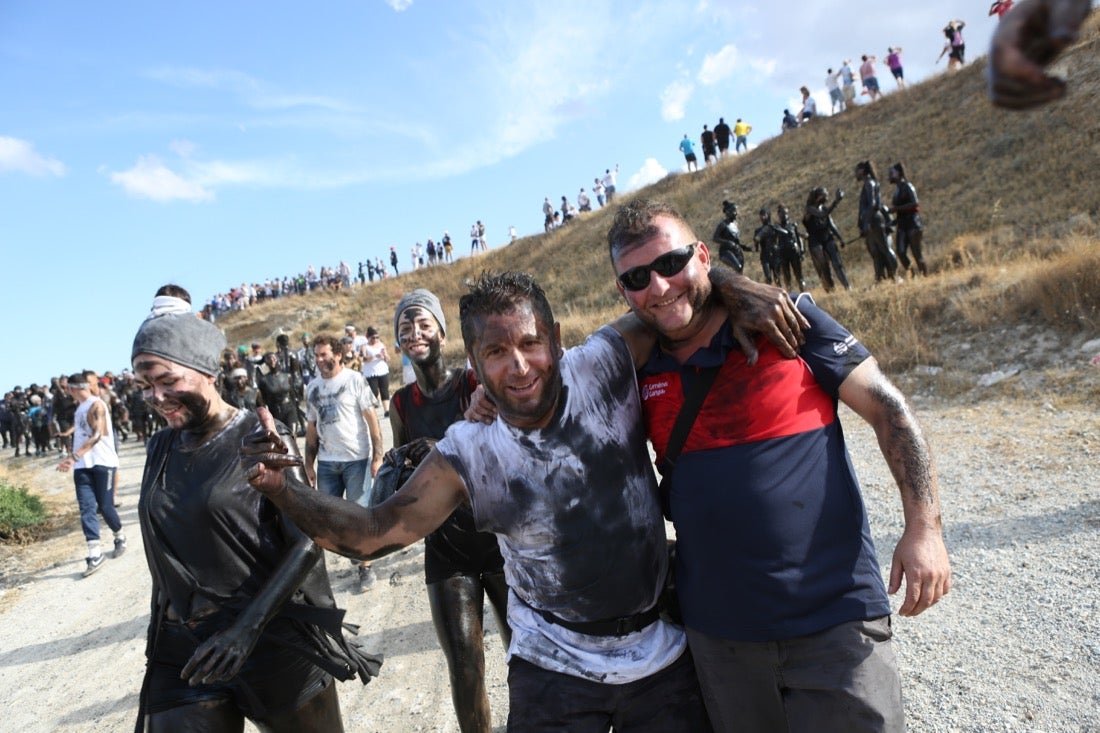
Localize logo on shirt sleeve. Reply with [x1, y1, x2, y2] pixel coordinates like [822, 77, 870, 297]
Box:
[832, 335, 860, 356]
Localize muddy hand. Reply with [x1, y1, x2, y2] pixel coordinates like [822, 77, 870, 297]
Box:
[990, 0, 1092, 109]
[241, 406, 301, 494]
[181, 627, 256, 686]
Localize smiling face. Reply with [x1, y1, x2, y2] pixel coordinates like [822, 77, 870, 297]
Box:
[132, 354, 219, 432]
[613, 214, 714, 344]
[396, 306, 444, 366]
[467, 301, 562, 431]
[313, 343, 342, 379]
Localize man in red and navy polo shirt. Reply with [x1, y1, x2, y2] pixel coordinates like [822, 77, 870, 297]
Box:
[607, 199, 952, 733]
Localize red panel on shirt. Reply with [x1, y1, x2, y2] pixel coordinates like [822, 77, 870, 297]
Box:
[640, 342, 835, 464]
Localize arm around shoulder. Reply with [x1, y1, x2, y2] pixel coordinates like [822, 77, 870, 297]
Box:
[708, 265, 810, 363]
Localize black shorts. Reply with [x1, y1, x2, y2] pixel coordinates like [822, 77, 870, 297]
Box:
[424, 508, 505, 584]
[684, 153, 697, 163]
[146, 615, 332, 719]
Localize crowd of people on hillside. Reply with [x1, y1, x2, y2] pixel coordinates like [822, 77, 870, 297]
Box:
[197, 218, 501, 323]
[778, 17, 974, 133]
[542, 164, 620, 231]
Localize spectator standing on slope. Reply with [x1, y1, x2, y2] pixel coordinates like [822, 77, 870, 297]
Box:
[679, 134, 699, 173]
[886, 47, 906, 88]
[839, 60, 858, 108]
[826, 68, 845, 113]
[701, 124, 718, 166]
[602, 165, 619, 203]
[714, 117, 732, 157]
[860, 54, 883, 101]
[734, 118, 752, 153]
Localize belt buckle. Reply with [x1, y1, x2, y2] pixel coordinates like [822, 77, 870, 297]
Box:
[613, 616, 633, 636]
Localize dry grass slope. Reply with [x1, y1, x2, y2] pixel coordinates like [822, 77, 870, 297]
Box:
[221, 16, 1100, 406]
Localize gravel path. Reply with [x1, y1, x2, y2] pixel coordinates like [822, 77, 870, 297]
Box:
[0, 397, 1097, 732]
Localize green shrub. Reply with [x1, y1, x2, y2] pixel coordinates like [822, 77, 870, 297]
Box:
[0, 483, 48, 541]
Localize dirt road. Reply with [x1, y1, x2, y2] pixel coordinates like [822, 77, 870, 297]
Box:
[1, 398, 1097, 732]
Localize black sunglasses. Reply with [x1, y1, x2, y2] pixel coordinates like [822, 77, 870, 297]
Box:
[617, 243, 698, 292]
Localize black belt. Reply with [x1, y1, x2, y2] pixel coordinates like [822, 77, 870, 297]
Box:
[535, 605, 660, 637]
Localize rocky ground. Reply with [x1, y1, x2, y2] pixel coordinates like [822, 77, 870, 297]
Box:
[0, 334, 1097, 731]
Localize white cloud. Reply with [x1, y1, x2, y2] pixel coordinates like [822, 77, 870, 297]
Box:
[628, 158, 668, 190]
[0, 136, 67, 177]
[110, 155, 213, 202]
[145, 67, 347, 112]
[747, 57, 777, 77]
[698, 45, 739, 85]
[385, 0, 413, 10]
[168, 139, 198, 158]
[660, 80, 694, 121]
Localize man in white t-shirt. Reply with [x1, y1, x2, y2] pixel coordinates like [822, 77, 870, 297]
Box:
[250, 273, 711, 730]
[305, 333, 384, 591]
[57, 372, 125, 577]
[602, 165, 619, 204]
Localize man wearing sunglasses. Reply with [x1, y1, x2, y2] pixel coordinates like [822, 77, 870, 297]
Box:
[609, 199, 951, 733]
[244, 265, 807, 731]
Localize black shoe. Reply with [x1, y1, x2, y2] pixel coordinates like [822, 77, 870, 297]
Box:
[83, 555, 105, 577]
[113, 537, 127, 559]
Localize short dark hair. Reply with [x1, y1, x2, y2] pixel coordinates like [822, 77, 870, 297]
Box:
[459, 272, 555, 353]
[606, 199, 694, 260]
[155, 283, 192, 303]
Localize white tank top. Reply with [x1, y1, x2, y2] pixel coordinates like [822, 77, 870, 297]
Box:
[73, 397, 119, 469]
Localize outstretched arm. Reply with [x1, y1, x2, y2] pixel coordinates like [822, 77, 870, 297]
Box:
[242, 407, 465, 561]
[839, 359, 951, 617]
[184, 418, 322, 685]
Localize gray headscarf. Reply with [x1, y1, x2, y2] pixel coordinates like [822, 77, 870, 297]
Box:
[393, 289, 447, 340]
[132, 312, 226, 376]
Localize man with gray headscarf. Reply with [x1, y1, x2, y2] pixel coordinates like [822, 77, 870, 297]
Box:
[131, 293, 380, 731]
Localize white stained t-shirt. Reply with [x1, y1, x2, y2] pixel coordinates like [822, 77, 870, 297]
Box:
[436, 326, 685, 684]
[305, 368, 376, 462]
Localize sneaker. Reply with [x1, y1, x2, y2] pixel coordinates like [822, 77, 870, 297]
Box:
[356, 565, 376, 593]
[113, 537, 127, 559]
[83, 555, 105, 577]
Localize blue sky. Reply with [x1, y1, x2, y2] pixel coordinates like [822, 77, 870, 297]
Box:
[1, 0, 1006, 389]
